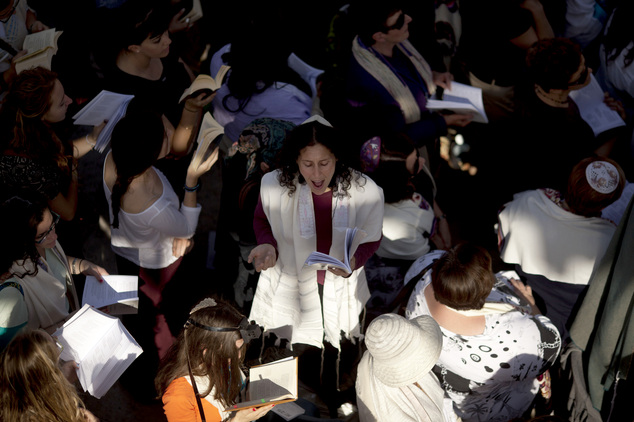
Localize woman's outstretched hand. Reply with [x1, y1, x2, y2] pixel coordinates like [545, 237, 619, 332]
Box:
[248, 244, 277, 272]
[232, 404, 275, 422]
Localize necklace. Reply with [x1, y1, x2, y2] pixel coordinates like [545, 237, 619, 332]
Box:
[534, 85, 569, 108]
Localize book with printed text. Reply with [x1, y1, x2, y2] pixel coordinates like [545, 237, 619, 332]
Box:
[53, 304, 143, 399]
[14, 28, 63, 74]
[226, 357, 298, 411]
[179, 66, 230, 103]
[72, 90, 135, 153]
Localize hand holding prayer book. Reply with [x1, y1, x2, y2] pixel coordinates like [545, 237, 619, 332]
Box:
[72, 90, 135, 152]
[190, 112, 224, 170]
[14, 28, 62, 74]
[227, 357, 299, 412]
[569, 73, 626, 136]
[303, 227, 367, 274]
[82, 275, 139, 315]
[53, 304, 143, 399]
[179, 66, 230, 103]
[426, 82, 489, 124]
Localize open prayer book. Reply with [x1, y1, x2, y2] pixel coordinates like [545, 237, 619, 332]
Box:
[569, 73, 626, 136]
[82, 275, 139, 315]
[53, 304, 143, 399]
[190, 111, 224, 169]
[426, 82, 488, 124]
[227, 357, 298, 411]
[14, 28, 63, 74]
[178, 65, 230, 103]
[304, 227, 367, 274]
[72, 90, 134, 153]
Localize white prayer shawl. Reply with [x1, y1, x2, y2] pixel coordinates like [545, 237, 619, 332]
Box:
[356, 351, 449, 422]
[9, 241, 78, 331]
[351, 36, 435, 124]
[249, 170, 384, 349]
[498, 190, 616, 285]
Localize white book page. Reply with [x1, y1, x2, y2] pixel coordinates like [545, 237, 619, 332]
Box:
[72, 90, 134, 126]
[88, 323, 143, 398]
[82, 275, 138, 309]
[20, 28, 57, 56]
[427, 82, 488, 123]
[569, 74, 625, 136]
[53, 305, 142, 397]
[248, 357, 297, 401]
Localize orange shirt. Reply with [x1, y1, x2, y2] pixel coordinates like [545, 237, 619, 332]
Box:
[163, 377, 223, 422]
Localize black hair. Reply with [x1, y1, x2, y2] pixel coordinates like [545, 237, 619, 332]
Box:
[0, 190, 49, 278]
[277, 120, 364, 198]
[109, 107, 165, 229]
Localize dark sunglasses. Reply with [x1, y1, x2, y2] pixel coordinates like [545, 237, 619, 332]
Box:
[0, 0, 19, 24]
[384, 11, 406, 32]
[35, 211, 60, 245]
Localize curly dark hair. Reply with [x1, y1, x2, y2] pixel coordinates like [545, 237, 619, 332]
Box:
[0, 191, 49, 278]
[276, 119, 364, 198]
[526, 37, 583, 91]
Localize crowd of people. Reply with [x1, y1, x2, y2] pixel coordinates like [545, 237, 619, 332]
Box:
[1, 0, 633, 421]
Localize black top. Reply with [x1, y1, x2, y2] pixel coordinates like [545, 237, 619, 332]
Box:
[102, 51, 192, 126]
[458, 0, 534, 86]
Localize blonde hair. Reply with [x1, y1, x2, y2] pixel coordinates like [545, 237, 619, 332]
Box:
[0, 330, 87, 422]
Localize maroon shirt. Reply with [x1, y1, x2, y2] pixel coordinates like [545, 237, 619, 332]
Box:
[253, 191, 380, 284]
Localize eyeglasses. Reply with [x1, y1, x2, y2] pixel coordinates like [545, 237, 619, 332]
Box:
[0, 0, 20, 24]
[569, 66, 588, 86]
[383, 11, 406, 32]
[35, 211, 60, 245]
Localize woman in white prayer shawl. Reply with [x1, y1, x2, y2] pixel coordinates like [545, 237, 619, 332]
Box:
[355, 313, 459, 422]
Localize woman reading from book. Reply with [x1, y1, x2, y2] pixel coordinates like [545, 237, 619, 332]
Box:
[0, 67, 105, 222]
[0, 191, 108, 350]
[247, 115, 384, 417]
[102, 108, 219, 398]
[0, 329, 99, 422]
[99, 1, 212, 157]
[156, 297, 274, 422]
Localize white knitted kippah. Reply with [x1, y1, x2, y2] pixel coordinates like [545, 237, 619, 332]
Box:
[586, 161, 619, 194]
[365, 313, 442, 387]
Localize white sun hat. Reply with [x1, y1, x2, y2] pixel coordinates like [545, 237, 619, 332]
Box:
[364, 313, 442, 387]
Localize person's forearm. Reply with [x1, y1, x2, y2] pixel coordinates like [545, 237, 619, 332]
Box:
[72, 134, 96, 159]
[172, 108, 200, 156]
[182, 175, 199, 208]
[530, 3, 554, 39]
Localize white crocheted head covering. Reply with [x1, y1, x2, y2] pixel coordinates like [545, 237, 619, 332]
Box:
[365, 313, 442, 387]
[586, 160, 620, 194]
